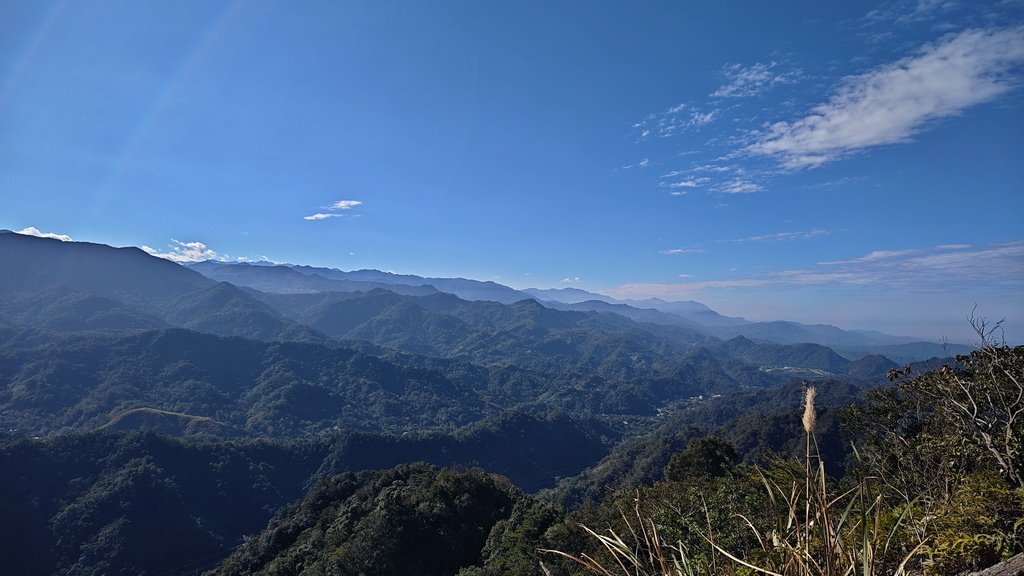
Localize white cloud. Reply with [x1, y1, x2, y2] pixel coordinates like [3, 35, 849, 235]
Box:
[712, 62, 802, 98]
[303, 213, 339, 221]
[621, 158, 651, 170]
[560, 277, 582, 283]
[331, 200, 362, 210]
[748, 27, 1024, 168]
[728, 229, 829, 242]
[141, 240, 219, 263]
[659, 247, 704, 255]
[719, 180, 764, 194]
[16, 226, 72, 241]
[692, 163, 738, 174]
[689, 110, 717, 125]
[304, 199, 362, 221]
[668, 179, 707, 189]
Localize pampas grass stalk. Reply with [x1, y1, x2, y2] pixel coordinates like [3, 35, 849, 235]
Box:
[803, 386, 816, 576]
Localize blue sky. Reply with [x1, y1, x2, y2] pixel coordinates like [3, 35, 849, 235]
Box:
[2, 1, 1022, 342]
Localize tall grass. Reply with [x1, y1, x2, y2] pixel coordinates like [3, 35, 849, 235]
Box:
[541, 493, 709, 576]
[545, 386, 926, 576]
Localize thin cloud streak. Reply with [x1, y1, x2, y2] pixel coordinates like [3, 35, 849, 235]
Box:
[719, 180, 764, 193]
[613, 240, 1024, 298]
[820, 248, 917, 264]
[726, 228, 829, 243]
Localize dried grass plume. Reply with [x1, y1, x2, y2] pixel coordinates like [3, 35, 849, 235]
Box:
[802, 386, 816, 433]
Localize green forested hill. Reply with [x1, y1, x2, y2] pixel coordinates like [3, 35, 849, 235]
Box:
[210, 463, 523, 576]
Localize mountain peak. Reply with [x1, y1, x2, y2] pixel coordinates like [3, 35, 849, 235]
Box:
[511, 298, 544, 308]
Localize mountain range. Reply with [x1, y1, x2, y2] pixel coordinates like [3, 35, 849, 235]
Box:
[0, 230, 931, 444]
[184, 254, 965, 360]
[0, 230, 989, 576]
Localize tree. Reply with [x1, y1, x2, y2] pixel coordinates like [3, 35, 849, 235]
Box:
[663, 435, 737, 482]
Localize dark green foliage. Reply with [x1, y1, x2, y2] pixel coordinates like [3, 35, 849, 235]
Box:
[0, 327, 499, 437]
[460, 497, 564, 575]
[0, 319, 838, 441]
[543, 425, 705, 509]
[211, 463, 518, 576]
[663, 435, 737, 482]
[0, 412, 614, 575]
[0, 431, 327, 576]
[309, 411, 611, 493]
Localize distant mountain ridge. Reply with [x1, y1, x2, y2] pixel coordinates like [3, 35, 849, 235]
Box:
[0, 232, 965, 363]
[190, 261, 938, 353]
[0, 233, 325, 342]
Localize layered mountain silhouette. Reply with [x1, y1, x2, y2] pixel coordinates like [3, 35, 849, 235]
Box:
[186, 257, 962, 357]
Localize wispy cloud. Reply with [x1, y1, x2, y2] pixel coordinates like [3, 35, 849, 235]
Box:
[633, 103, 719, 140]
[659, 247, 704, 255]
[611, 240, 1024, 298]
[304, 199, 363, 221]
[330, 200, 362, 210]
[689, 109, 718, 126]
[560, 277, 582, 283]
[727, 228, 829, 242]
[142, 240, 219, 263]
[863, 0, 962, 27]
[692, 164, 739, 174]
[16, 226, 72, 241]
[719, 180, 764, 194]
[748, 27, 1024, 168]
[819, 248, 917, 264]
[711, 62, 802, 98]
[666, 178, 708, 189]
[621, 158, 651, 170]
[303, 213, 338, 221]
